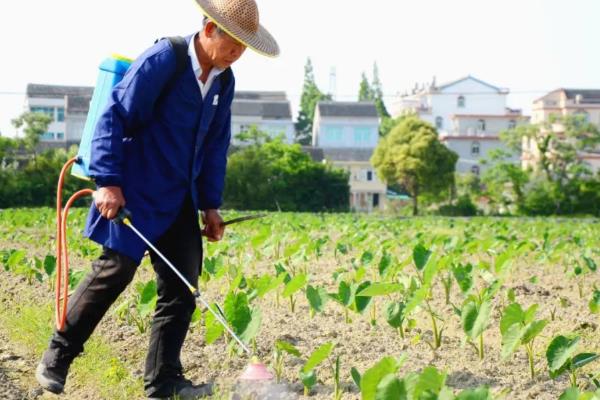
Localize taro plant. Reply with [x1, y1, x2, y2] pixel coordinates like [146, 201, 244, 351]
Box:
[546, 335, 600, 387]
[271, 339, 300, 383]
[113, 279, 158, 333]
[559, 387, 600, 400]
[500, 302, 548, 378]
[356, 282, 404, 326]
[306, 284, 329, 318]
[299, 342, 334, 396]
[460, 281, 499, 360]
[281, 272, 307, 313]
[335, 279, 372, 323]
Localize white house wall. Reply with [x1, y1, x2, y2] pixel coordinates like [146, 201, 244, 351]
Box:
[443, 138, 518, 173]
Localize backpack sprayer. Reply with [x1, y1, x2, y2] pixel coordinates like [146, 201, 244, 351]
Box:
[55, 50, 274, 384]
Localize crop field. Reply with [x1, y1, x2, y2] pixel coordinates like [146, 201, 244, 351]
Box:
[1, 208, 599, 399]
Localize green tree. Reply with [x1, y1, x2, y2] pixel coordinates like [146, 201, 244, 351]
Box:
[358, 72, 373, 102]
[371, 116, 458, 215]
[371, 62, 390, 119]
[501, 114, 600, 188]
[295, 58, 331, 145]
[11, 111, 53, 155]
[480, 149, 529, 214]
[225, 136, 349, 211]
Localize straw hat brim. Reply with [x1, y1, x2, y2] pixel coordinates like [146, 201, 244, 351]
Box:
[194, 0, 280, 57]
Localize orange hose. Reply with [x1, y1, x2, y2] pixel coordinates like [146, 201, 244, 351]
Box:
[55, 158, 93, 331]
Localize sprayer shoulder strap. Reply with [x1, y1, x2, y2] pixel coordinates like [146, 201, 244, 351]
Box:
[158, 36, 231, 93]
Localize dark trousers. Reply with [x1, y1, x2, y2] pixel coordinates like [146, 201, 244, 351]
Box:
[43, 197, 202, 397]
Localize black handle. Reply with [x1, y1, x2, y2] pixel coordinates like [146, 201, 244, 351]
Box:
[113, 207, 133, 224]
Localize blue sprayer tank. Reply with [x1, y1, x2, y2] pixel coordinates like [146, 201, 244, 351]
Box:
[71, 55, 132, 180]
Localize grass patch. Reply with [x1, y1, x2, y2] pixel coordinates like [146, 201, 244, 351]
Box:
[0, 300, 144, 399]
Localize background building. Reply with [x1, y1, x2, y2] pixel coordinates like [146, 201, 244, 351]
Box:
[391, 75, 529, 175]
[310, 101, 386, 212]
[25, 84, 93, 150]
[231, 91, 294, 145]
[526, 88, 600, 172]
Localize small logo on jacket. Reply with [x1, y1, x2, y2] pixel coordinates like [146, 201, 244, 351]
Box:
[213, 95, 219, 106]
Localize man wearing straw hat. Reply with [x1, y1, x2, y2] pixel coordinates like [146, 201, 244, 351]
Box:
[35, 0, 279, 398]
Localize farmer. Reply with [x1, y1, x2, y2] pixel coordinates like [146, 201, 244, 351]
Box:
[35, 0, 279, 398]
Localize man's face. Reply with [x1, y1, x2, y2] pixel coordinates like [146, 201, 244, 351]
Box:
[203, 22, 247, 69]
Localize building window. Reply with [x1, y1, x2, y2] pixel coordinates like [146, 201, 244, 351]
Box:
[471, 165, 480, 175]
[471, 141, 480, 156]
[373, 193, 380, 208]
[508, 120, 516, 129]
[457, 96, 465, 108]
[40, 132, 54, 141]
[353, 127, 371, 145]
[57, 107, 65, 122]
[56, 132, 64, 140]
[477, 119, 486, 132]
[435, 116, 443, 130]
[366, 170, 373, 181]
[31, 106, 54, 118]
[325, 126, 343, 144]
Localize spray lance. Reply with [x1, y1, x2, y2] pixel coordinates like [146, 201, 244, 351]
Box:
[113, 207, 274, 381]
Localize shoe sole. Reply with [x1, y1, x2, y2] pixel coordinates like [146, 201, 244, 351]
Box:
[35, 363, 64, 394]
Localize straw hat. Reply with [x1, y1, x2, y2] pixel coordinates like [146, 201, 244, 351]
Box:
[194, 0, 280, 57]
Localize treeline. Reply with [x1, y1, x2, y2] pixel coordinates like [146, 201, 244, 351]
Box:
[0, 127, 350, 212]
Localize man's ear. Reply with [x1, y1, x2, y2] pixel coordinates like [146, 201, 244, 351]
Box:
[204, 21, 218, 38]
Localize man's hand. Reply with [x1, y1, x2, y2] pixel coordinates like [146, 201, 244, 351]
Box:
[94, 186, 126, 220]
[201, 209, 225, 242]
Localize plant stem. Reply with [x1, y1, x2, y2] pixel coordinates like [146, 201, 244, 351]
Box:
[478, 333, 484, 360]
[426, 302, 441, 349]
[290, 296, 295, 313]
[344, 308, 350, 324]
[398, 324, 405, 339]
[570, 369, 577, 387]
[304, 386, 309, 396]
[525, 344, 535, 379]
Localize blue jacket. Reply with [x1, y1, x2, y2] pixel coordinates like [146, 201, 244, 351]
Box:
[84, 34, 235, 263]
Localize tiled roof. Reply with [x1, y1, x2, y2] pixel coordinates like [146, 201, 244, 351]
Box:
[317, 101, 378, 118]
[26, 83, 93, 99]
[232, 100, 291, 119]
[234, 91, 287, 101]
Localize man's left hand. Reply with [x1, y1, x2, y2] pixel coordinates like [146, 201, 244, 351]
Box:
[201, 209, 225, 242]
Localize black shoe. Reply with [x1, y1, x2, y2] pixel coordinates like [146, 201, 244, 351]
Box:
[148, 380, 214, 399]
[35, 362, 67, 394]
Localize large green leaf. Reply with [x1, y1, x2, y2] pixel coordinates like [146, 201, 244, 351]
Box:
[547, 335, 580, 374]
[501, 323, 525, 360]
[571, 353, 600, 370]
[452, 263, 473, 294]
[299, 369, 317, 390]
[521, 320, 548, 344]
[306, 285, 329, 313]
[275, 340, 300, 357]
[384, 301, 405, 328]
[43, 255, 56, 276]
[205, 306, 224, 344]
[361, 357, 402, 400]
[378, 252, 393, 277]
[357, 283, 404, 297]
[405, 285, 428, 315]
[354, 281, 373, 313]
[302, 342, 334, 373]
[282, 274, 307, 298]
[413, 244, 431, 271]
[224, 291, 251, 335]
[499, 303, 525, 335]
[558, 387, 579, 400]
[413, 366, 446, 398]
[375, 374, 407, 400]
[239, 308, 262, 343]
[462, 300, 492, 340]
[456, 387, 492, 400]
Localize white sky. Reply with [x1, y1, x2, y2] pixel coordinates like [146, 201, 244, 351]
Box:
[1, 0, 599, 137]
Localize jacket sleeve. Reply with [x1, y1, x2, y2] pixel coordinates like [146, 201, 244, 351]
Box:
[89, 44, 177, 187]
[196, 109, 232, 210]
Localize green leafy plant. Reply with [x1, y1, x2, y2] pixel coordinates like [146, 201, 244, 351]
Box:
[546, 335, 600, 387]
[272, 340, 300, 383]
[460, 282, 499, 359]
[299, 342, 334, 396]
[500, 302, 548, 378]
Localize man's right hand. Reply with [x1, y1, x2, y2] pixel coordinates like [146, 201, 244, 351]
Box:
[94, 186, 126, 220]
